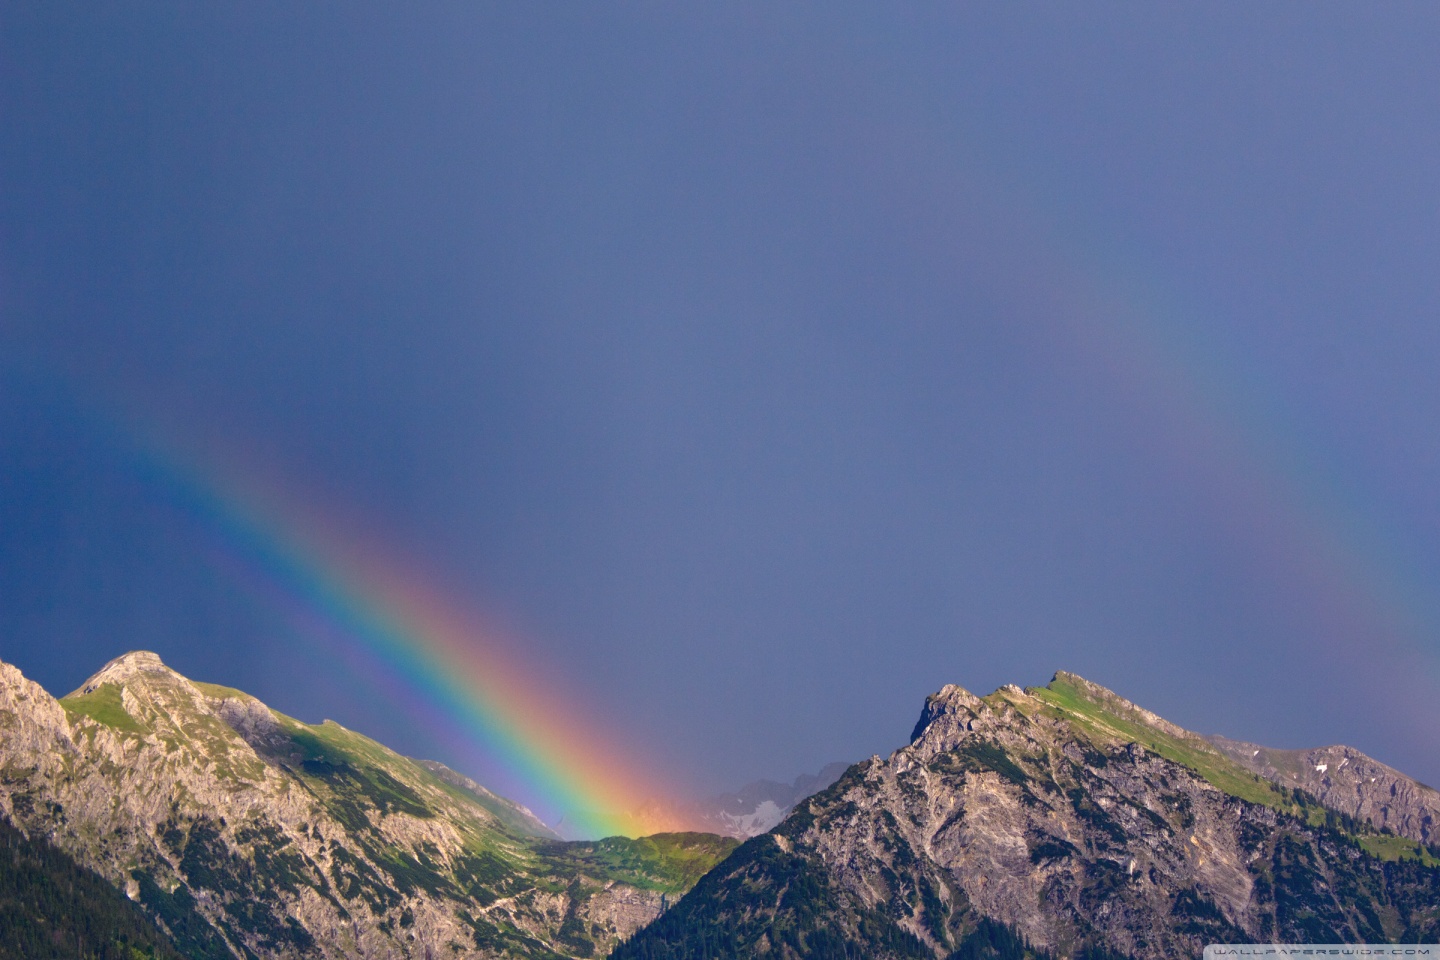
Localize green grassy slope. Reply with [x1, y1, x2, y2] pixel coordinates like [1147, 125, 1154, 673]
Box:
[540, 833, 740, 894]
[59, 684, 146, 735]
[50, 664, 740, 959]
[1027, 675, 1295, 808]
[1027, 673, 1438, 864]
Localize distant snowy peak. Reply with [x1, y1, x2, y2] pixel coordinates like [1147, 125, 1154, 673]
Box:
[712, 799, 787, 837]
[635, 761, 851, 839]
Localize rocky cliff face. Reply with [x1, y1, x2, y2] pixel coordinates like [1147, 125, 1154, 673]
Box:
[1205, 735, 1440, 846]
[615, 673, 1440, 960]
[0, 652, 736, 960]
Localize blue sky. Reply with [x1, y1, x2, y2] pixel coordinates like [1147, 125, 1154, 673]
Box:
[3, 3, 1439, 804]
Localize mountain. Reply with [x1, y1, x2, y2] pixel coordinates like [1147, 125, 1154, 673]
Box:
[0, 651, 736, 960]
[632, 763, 851, 839]
[614, 672, 1440, 960]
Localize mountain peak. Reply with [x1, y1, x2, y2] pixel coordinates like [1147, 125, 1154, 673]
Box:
[1042, 669, 1196, 743]
[67, 650, 174, 697]
[908, 682, 984, 745]
[1047, 669, 1122, 701]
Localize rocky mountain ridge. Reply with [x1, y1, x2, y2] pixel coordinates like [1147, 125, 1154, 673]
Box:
[0, 651, 736, 960]
[615, 672, 1440, 960]
[1205, 735, 1439, 846]
[5, 651, 1438, 960]
[1034, 673, 1440, 847]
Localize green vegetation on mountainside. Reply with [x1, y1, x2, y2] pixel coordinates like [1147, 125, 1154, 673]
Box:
[59, 684, 146, 735]
[419, 763, 557, 840]
[163, 708, 739, 956]
[190, 681, 253, 701]
[271, 715, 437, 825]
[540, 833, 739, 894]
[1028, 674, 1438, 864]
[0, 815, 186, 960]
[63, 677, 269, 783]
[35, 658, 742, 960]
[610, 838, 1135, 960]
[609, 830, 933, 960]
[1357, 833, 1440, 867]
[1028, 675, 1294, 809]
[462, 834, 740, 959]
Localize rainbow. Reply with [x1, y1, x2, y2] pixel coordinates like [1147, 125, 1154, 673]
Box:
[1009, 188, 1440, 731]
[127, 439, 671, 840]
[820, 110, 1440, 754]
[57, 136, 1437, 826]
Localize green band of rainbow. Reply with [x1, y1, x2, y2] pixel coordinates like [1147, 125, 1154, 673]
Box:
[135, 444, 664, 840]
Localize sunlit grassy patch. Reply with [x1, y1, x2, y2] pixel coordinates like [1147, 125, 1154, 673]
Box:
[191, 681, 252, 701]
[538, 832, 740, 893]
[1031, 675, 1304, 813]
[60, 683, 146, 735]
[1358, 833, 1440, 866]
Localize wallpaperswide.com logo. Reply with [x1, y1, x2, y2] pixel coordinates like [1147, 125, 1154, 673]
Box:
[1206, 948, 1438, 959]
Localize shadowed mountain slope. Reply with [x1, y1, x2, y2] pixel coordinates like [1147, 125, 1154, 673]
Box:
[0, 814, 191, 960]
